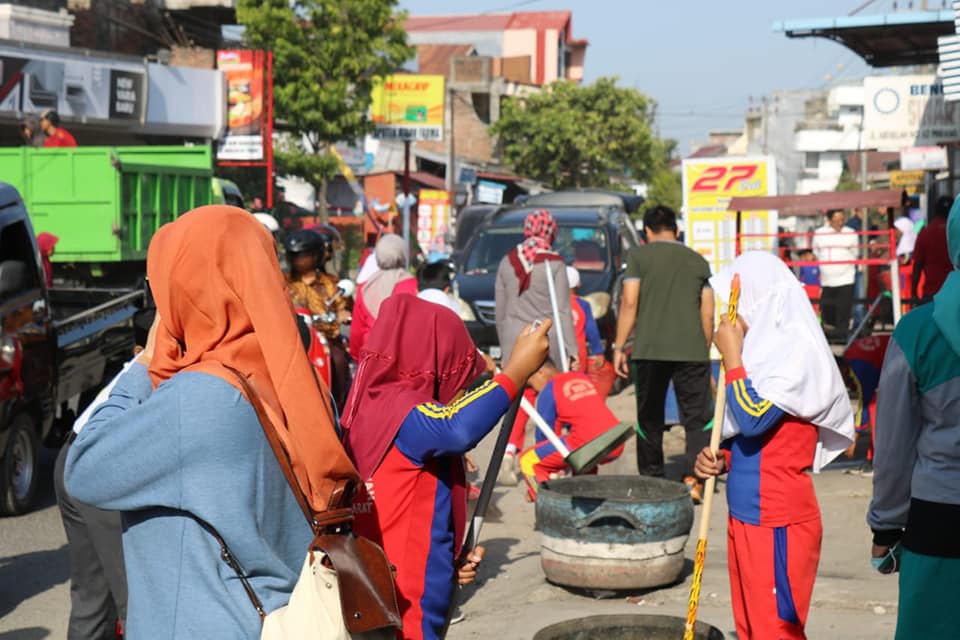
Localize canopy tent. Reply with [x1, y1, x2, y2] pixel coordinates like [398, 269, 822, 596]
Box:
[728, 189, 904, 216]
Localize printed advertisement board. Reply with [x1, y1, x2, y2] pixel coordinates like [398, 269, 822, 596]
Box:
[681, 156, 778, 274]
[371, 74, 444, 141]
[863, 74, 960, 151]
[0, 47, 145, 123]
[417, 189, 451, 254]
[217, 49, 266, 161]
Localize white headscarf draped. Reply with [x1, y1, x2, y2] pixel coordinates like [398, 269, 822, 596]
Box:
[894, 216, 917, 257]
[417, 288, 459, 313]
[710, 252, 855, 472]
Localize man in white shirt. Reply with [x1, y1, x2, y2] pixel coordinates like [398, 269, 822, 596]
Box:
[811, 209, 859, 340]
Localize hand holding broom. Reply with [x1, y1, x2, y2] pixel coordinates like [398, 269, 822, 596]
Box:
[683, 274, 740, 640]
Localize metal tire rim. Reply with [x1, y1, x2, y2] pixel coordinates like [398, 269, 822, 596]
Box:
[10, 428, 34, 502]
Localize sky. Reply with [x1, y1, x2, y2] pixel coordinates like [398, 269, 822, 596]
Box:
[398, 0, 889, 153]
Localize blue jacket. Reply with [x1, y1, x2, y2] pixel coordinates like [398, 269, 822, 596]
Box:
[65, 364, 310, 639]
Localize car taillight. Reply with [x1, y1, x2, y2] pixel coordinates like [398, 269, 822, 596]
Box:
[0, 336, 17, 368]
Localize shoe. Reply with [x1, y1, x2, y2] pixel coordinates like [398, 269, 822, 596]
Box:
[859, 461, 874, 478]
[497, 452, 518, 486]
[467, 482, 481, 501]
[683, 476, 703, 505]
[450, 610, 466, 625]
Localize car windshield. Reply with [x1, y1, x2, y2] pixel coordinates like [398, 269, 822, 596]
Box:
[463, 224, 609, 274]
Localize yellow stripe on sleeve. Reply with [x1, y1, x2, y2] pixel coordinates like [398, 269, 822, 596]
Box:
[733, 379, 772, 418]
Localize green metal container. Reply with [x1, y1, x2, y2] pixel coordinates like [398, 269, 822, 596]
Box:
[0, 146, 214, 263]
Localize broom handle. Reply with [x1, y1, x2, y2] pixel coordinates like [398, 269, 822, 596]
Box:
[493, 364, 572, 458]
[544, 260, 569, 373]
[684, 275, 739, 640]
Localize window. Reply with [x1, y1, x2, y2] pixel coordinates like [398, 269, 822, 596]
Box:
[805, 152, 819, 170]
[0, 221, 39, 299]
[463, 224, 609, 274]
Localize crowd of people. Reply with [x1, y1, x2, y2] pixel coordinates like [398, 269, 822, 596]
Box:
[46, 194, 960, 640]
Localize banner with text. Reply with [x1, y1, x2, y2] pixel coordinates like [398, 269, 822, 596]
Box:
[371, 74, 444, 141]
[682, 156, 777, 274]
[417, 189, 451, 254]
[863, 74, 960, 151]
[216, 49, 266, 161]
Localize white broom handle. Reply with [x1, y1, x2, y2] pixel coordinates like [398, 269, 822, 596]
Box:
[545, 260, 569, 373]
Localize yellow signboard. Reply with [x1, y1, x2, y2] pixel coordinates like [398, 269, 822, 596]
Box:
[371, 74, 445, 141]
[889, 170, 924, 192]
[681, 156, 777, 274]
[417, 190, 451, 254]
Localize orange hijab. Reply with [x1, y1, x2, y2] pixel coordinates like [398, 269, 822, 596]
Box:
[146, 205, 358, 513]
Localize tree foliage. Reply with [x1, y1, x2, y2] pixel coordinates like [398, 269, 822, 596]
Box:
[491, 78, 659, 189]
[237, 0, 412, 212]
[644, 139, 682, 213]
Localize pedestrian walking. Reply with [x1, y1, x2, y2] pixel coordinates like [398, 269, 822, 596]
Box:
[350, 233, 417, 355]
[695, 251, 854, 640]
[912, 195, 953, 304]
[344, 294, 550, 640]
[867, 196, 960, 640]
[65, 205, 358, 638]
[494, 209, 577, 482]
[612, 205, 714, 500]
[811, 209, 858, 340]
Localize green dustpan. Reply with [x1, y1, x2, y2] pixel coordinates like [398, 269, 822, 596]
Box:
[566, 422, 635, 475]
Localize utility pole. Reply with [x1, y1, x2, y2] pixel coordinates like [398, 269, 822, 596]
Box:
[762, 96, 769, 155]
[445, 86, 456, 225]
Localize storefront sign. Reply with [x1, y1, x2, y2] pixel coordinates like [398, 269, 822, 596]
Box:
[371, 74, 444, 141]
[417, 189, 451, 254]
[681, 156, 777, 274]
[864, 75, 960, 151]
[889, 169, 926, 193]
[476, 179, 506, 205]
[0, 46, 145, 123]
[899, 146, 948, 171]
[216, 49, 267, 161]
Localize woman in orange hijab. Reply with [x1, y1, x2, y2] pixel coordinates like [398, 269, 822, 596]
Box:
[65, 206, 358, 638]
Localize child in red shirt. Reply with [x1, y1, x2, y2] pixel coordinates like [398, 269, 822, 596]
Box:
[518, 361, 623, 500]
[696, 252, 854, 640]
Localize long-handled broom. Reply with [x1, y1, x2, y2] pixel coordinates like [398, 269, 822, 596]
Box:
[683, 274, 740, 640]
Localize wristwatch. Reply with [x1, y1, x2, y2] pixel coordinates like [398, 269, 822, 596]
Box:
[612, 344, 625, 352]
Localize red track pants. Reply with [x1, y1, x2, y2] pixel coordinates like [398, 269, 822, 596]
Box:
[727, 516, 822, 640]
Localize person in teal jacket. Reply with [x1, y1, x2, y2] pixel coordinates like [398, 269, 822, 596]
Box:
[868, 196, 960, 640]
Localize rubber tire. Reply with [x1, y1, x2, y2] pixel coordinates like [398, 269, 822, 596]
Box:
[1, 413, 40, 516]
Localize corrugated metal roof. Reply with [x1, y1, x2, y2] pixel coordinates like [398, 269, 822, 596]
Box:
[405, 14, 513, 32]
[416, 44, 475, 76]
[506, 11, 571, 33]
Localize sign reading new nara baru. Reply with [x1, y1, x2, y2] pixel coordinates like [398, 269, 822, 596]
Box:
[863, 74, 960, 151]
[371, 74, 444, 141]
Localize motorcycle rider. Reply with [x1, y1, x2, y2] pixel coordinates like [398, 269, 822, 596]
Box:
[285, 228, 351, 409]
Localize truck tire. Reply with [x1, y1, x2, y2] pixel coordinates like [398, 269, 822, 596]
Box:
[1, 413, 40, 516]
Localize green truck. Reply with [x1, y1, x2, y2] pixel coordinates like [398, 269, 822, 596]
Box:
[0, 145, 222, 284]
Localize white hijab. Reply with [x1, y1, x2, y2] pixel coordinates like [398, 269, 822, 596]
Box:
[894, 217, 917, 256]
[710, 252, 854, 472]
[417, 288, 459, 313]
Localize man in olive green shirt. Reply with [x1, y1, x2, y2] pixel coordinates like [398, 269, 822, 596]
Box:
[613, 206, 714, 500]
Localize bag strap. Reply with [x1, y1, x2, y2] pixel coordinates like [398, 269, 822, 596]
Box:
[191, 514, 266, 621]
[222, 365, 354, 534]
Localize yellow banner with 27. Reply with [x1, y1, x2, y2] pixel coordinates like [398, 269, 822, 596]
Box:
[370, 74, 445, 141]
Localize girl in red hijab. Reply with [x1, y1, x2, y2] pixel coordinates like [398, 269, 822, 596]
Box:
[343, 294, 550, 640]
[37, 232, 58, 286]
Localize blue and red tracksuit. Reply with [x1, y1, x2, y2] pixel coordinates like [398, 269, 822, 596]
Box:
[719, 367, 822, 640]
[519, 372, 621, 499]
[843, 335, 890, 462]
[352, 374, 517, 640]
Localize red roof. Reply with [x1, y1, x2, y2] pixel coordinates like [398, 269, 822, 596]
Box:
[405, 14, 513, 32]
[406, 11, 576, 41]
[687, 144, 728, 159]
[506, 11, 571, 33]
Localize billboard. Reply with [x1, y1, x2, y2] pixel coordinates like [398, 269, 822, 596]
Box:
[0, 47, 145, 123]
[217, 50, 267, 161]
[681, 156, 777, 274]
[416, 189, 451, 254]
[863, 74, 960, 151]
[371, 74, 444, 141]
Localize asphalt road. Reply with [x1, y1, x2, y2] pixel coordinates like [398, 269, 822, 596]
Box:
[0, 448, 70, 639]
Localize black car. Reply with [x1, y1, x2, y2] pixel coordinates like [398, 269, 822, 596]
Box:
[453, 197, 641, 359]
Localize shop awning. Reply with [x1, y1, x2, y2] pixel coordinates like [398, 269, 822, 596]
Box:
[773, 11, 954, 67]
[728, 189, 903, 216]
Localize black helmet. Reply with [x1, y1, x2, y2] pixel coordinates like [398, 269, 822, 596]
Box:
[285, 229, 324, 256]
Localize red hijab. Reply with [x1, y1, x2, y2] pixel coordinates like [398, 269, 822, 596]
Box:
[341, 293, 485, 479]
[36, 232, 58, 286]
[509, 209, 562, 293]
[147, 205, 358, 513]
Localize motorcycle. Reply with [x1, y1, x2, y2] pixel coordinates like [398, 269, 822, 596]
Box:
[294, 306, 332, 388]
